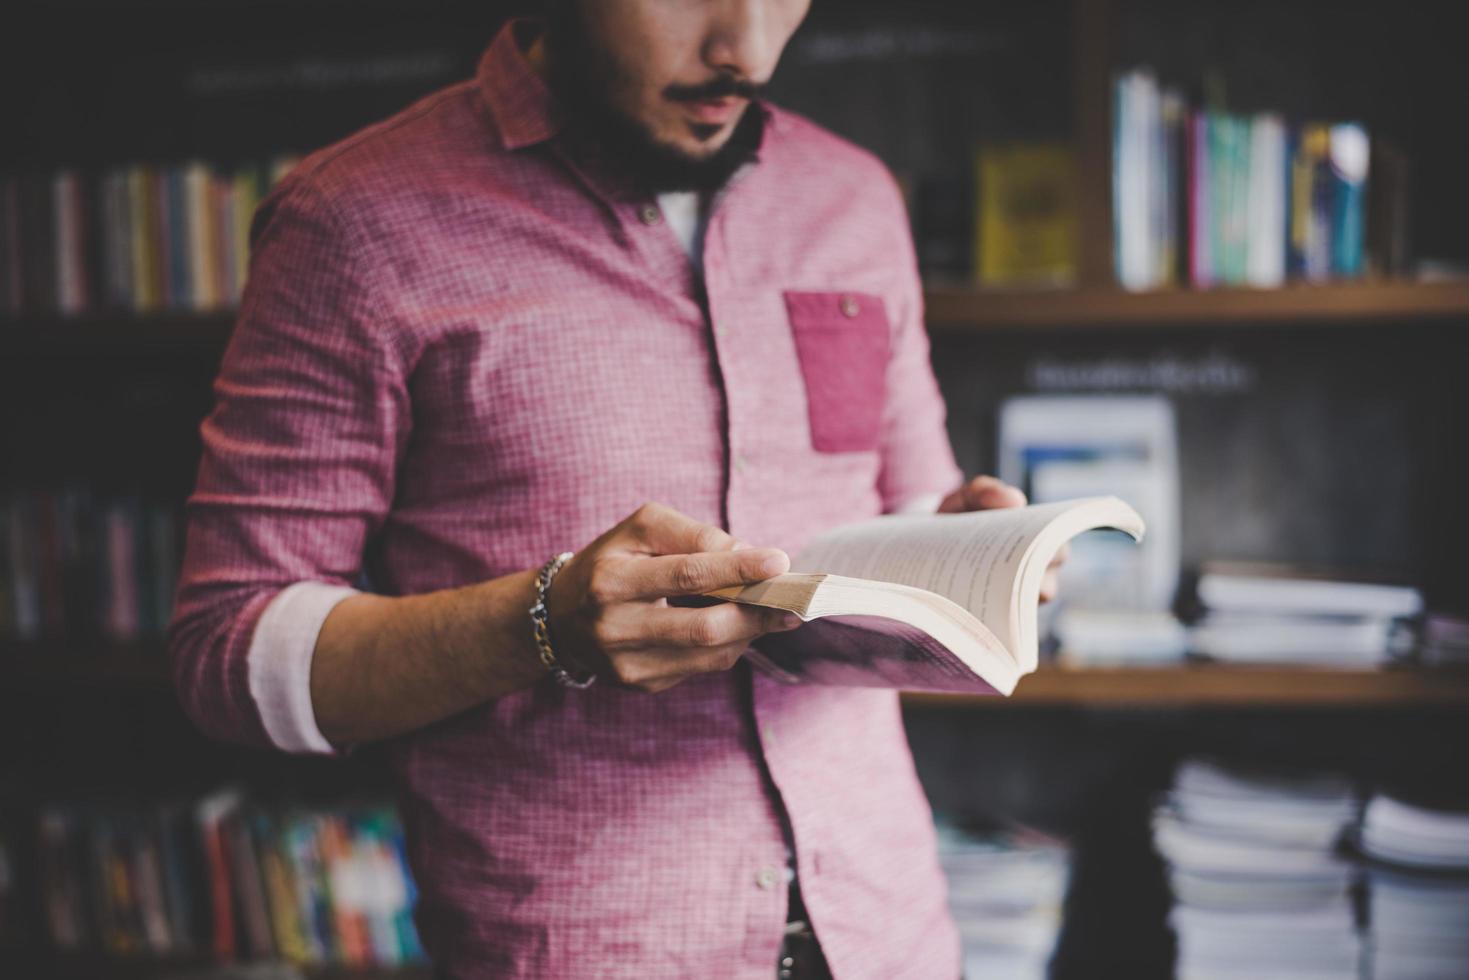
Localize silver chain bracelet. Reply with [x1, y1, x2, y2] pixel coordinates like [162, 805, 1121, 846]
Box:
[528, 551, 597, 689]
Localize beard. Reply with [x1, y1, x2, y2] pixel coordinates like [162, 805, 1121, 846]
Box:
[542, 9, 765, 194]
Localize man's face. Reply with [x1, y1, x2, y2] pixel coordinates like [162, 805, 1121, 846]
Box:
[550, 0, 812, 186]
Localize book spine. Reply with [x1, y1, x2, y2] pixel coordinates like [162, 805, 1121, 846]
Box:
[184, 162, 214, 311]
[7, 494, 42, 640]
[53, 171, 82, 315]
[1187, 110, 1212, 287]
[128, 167, 156, 312]
[156, 807, 198, 955]
[1305, 125, 1334, 281]
[1245, 113, 1286, 288]
[161, 167, 187, 310]
[79, 171, 105, 313]
[151, 169, 170, 309]
[231, 166, 258, 302]
[1328, 122, 1369, 278]
[35, 491, 66, 638]
[131, 817, 175, 954]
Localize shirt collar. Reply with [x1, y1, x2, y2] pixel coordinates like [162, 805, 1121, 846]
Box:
[477, 20, 562, 151]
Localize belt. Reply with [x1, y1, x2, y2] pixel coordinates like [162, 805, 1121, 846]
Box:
[778, 878, 832, 980]
[777, 918, 831, 980]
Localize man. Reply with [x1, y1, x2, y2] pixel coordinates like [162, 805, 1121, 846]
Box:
[169, 2, 1057, 977]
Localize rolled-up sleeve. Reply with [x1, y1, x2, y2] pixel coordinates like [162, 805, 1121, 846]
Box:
[167, 174, 410, 752]
[875, 177, 963, 513]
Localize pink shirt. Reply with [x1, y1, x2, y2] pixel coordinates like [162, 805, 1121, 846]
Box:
[169, 21, 963, 979]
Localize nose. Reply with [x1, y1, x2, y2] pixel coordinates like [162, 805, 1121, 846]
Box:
[702, 0, 773, 83]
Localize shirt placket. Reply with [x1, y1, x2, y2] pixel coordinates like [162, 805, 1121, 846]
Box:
[701, 173, 803, 976]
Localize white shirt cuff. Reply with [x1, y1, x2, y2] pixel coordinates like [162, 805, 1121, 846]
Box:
[247, 581, 361, 754]
[890, 491, 944, 515]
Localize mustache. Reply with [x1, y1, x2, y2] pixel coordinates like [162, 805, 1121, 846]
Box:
[664, 74, 764, 102]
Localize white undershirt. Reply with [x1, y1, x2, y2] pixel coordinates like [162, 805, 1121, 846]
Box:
[656, 190, 705, 264]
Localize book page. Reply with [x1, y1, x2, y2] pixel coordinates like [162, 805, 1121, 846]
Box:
[790, 500, 1092, 652]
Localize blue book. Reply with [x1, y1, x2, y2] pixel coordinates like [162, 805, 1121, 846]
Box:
[1328, 122, 1369, 278]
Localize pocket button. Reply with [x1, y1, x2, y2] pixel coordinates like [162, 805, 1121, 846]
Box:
[839, 294, 861, 317]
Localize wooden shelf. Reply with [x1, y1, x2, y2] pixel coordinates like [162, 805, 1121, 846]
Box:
[923, 280, 1469, 329]
[0, 949, 431, 980]
[5, 644, 1468, 708]
[5, 280, 1468, 347]
[903, 663, 1469, 708]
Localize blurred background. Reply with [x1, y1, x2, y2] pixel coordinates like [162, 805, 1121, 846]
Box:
[2, 0, 1467, 977]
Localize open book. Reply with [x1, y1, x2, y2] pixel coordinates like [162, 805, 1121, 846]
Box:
[711, 497, 1145, 696]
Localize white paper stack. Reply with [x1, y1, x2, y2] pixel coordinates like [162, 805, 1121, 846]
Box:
[936, 822, 1070, 980]
[1189, 564, 1422, 667]
[1360, 796, 1469, 980]
[1154, 759, 1363, 979]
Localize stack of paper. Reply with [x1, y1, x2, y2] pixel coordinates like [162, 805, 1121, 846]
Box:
[1154, 759, 1363, 978]
[936, 822, 1070, 980]
[1360, 796, 1469, 980]
[1188, 563, 1422, 667]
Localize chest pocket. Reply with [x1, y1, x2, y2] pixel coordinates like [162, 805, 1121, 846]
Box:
[783, 290, 891, 453]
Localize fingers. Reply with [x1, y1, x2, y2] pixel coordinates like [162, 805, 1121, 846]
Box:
[638, 602, 800, 648]
[620, 502, 737, 556]
[1039, 568, 1060, 604]
[939, 476, 1027, 513]
[963, 475, 1027, 510]
[606, 548, 789, 601]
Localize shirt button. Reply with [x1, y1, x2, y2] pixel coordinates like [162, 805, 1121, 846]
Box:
[755, 866, 781, 890]
[638, 204, 662, 226]
[732, 454, 748, 474]
[839, 294, 861, 317]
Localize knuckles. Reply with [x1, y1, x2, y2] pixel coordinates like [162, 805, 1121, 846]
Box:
[582, 557, 625, 608]
[672, 555, 714, 595]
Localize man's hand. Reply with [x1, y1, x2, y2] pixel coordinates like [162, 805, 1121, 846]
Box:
[546, 503, 800, 693]
[938, 475, 1068, 603]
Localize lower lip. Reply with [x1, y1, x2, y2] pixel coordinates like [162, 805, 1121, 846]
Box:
[684, 97, 743, 125]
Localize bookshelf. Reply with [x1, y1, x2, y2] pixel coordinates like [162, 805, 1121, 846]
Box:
[907, 664, 1469, 708]
[8, 276, 1469, 346]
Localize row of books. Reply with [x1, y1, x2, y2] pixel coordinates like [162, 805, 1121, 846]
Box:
[1113, 68, 1378, 292]
[1154, 758, 1469, 979]
[0, 157, 296, 318]
[1, 488, 179, 643]
[35, 790, 424, 967]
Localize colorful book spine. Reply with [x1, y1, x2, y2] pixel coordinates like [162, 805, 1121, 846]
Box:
[1118, 68, 1377, 290]
[0, 488, 179, 643]
[0, 156, 294, 318]
[1328, 122, 1369, 278]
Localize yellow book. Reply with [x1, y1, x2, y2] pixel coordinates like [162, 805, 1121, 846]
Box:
[974, 143, 1078, 287]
